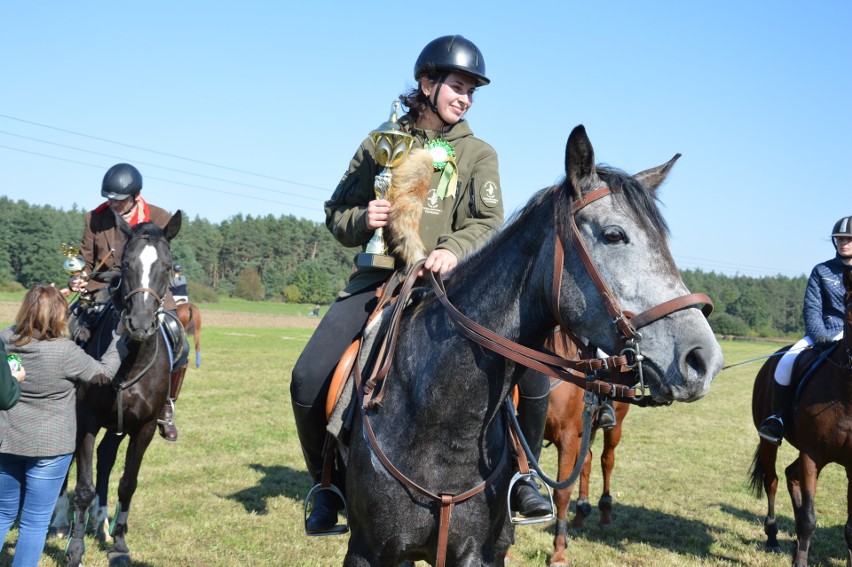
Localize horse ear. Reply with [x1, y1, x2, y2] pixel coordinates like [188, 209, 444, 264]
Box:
[634, 153, 681, 194]
[564, 125, 596, 199]
[115, 213, 133, 237]
[164, 210, 182, 241]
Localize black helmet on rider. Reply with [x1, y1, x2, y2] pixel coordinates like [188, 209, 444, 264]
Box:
[832, 216, 852, 256]
[101, 163, 142, 200]
[173, 264, 182, 272]
[414, 35, 490, 87]
[413, 35, 489, 127]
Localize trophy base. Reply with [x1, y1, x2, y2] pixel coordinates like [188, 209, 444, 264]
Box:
[356, 252, 396, 270]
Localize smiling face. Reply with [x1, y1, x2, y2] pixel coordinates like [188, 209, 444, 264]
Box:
[418, 71, 478, 129]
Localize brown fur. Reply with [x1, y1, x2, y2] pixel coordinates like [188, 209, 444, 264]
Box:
[386, 148, 432, 267]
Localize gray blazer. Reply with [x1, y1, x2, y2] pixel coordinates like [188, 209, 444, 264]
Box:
[0, 326, 120, 457]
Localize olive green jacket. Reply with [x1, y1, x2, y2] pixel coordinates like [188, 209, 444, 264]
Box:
[326, 117, 503, 295]
[0, 342, 20, 411]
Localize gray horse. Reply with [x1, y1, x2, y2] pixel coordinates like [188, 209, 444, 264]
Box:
[341, 125, 723, 566]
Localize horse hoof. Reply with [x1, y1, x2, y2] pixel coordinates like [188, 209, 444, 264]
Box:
[766, 544, 782, 554]
[49, 525, 69, 539]
[108, 550, 131, 566]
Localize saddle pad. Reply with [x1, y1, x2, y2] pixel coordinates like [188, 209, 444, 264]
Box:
[326, 307, 392, 440]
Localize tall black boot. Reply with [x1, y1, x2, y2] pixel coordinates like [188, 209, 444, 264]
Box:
[511, 393, 552, 519]
[757, 382, 791, 446]
[292, 402, 344, 534]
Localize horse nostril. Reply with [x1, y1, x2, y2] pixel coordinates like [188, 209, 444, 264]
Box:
[685, 347, 708, 378]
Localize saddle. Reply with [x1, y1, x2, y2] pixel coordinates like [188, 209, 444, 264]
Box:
[789, 341, 839, 414]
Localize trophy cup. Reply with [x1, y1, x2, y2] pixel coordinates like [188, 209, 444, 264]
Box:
[355, 100, 415, 270]
[61, 243, 86, 277]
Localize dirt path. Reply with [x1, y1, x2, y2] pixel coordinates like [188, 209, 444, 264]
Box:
[0, 302, 319, 329]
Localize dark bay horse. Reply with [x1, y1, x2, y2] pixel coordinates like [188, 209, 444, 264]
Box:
[65, 212, 182, 567]
[543, 331, 630, 567]
[176, 301, 202, 367]
[340, 126, 723, 566]
[749, 265, 852, 567]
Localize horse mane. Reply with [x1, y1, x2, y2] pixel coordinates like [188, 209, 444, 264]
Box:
[458, 164, 671, 278]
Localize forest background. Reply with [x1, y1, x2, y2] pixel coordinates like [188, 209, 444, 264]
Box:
[0, 197, 807, 339]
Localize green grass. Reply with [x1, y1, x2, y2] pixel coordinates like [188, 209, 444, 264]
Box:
[1, 314, 849, 566]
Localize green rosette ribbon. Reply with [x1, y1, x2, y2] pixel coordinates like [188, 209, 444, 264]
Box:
[426, 139, 459, 199]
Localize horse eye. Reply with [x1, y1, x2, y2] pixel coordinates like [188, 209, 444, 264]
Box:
[603, 227, 627, 243]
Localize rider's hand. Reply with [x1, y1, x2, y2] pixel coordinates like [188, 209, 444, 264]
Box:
[88, 373, 113, 386]
[365, 199, 391, 231]
[419, 249, 458, 277]
[11, 368, 25, 383]
[813, 335, 834, 348]
[69, 274, 87, 292]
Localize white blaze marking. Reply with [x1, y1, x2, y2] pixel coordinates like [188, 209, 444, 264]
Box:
[139, 245, 158, 299]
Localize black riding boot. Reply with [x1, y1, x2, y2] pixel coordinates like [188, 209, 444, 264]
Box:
[292, 402, 344, 534]
[596, 397, 617, 430]
[757, 382, 791, 446]
[510, 393, 552, 519]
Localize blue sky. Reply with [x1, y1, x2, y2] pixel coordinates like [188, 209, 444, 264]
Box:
[1, 1, 849, 278]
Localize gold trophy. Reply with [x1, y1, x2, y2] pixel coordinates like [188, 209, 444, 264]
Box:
[355, 100, 415, 270]
[61, 243, 86, 276]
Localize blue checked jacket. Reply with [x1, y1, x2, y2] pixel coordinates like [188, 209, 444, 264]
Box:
[803, 256, 847, 340]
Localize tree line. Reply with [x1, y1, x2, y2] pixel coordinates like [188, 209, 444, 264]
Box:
[0, 197, 808, 338]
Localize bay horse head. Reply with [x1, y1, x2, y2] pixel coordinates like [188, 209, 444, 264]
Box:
[552, 125, 721, 402]
[116, 212, 182, 342]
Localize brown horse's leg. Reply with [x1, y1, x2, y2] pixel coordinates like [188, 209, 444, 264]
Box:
[571, 445, 593, 529]
[550, 431, 579, 567]
[109, 421, 157, 560]
[758, 441, 782, 552]
[598, 421, 623, 526]
[845, 468, 852, 567]
[788, 453, 819, 567]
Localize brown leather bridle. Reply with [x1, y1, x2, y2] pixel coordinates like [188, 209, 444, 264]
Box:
[354, 185, 715, 566]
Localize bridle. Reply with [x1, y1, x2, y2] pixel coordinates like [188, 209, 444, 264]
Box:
[430, 186, 714, 403]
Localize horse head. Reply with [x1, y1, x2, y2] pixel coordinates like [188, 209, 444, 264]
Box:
[554, 125, 722, 403]
[116, 211, 182, 342]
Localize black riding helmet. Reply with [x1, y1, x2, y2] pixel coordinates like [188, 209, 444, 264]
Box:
[101, 163, 143, 200]
[832, 216, 852, 256]
[414, 35, 490, 86]
[414, 35, 489, 126]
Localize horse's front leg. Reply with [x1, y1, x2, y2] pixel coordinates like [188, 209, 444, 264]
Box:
[550, 433, 580, 567]
[66, 429, 97, 567]
[598, 424, 623, 527]
[109, 421, 156, 563]
[571, 446, 593, 529]
[845, 467, 852, 567]
[92, 431, 123, 543]
[787, 453, 819, 567]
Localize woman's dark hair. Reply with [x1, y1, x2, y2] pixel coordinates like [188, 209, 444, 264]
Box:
[399, 68, 447, 124]
[12, 283, 69, 345]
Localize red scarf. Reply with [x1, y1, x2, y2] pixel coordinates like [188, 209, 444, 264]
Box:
[93, 196, 151, 226]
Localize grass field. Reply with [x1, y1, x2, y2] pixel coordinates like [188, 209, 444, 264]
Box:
[0, 304, 848, 566]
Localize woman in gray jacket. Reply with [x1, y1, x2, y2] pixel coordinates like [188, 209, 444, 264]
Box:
[0, 284, 119, 567]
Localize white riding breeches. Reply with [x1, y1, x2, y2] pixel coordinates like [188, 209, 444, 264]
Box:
[773, 331, 844, 386]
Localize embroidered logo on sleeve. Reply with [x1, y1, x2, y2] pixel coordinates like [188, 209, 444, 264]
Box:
[480, 181, 500, 208]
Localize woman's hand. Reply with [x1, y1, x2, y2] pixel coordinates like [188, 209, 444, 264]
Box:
[12, 368, 25, 383]
[365, 199, 391, 231]
[421, 249, 458, 277]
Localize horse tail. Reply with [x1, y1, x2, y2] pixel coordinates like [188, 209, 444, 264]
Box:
[386, 148, 432, 267]
[747, 445, 765, 499]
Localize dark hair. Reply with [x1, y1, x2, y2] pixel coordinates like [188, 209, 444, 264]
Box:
[12, 284, 69, 345]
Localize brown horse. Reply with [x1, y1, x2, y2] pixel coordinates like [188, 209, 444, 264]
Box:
[176, 301, 202, 367]
[749, 265, 852, 567]
[543, 332, 631, 567]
